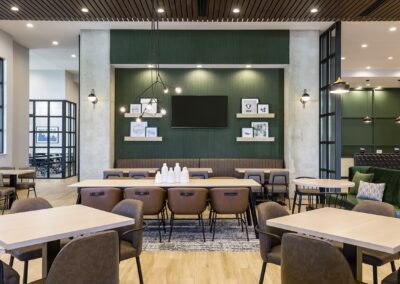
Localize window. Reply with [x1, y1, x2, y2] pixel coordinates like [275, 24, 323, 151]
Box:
[0, 58, 4, 153]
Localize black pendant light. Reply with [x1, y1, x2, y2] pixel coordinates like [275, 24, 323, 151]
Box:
[330, 77, 350, 94]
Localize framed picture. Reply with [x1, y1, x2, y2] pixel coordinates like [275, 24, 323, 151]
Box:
[130, 104, 142, 114]
[146, 127, 158, 137]
[242, 128, 253, 138]
[251, 122, 269, 138]
[140, 98, 158, 114]
[241, 98, 259, 114]
[36, 127, 59, 144]
[257, 104, 269, 114]
[130, 121, 148, 137]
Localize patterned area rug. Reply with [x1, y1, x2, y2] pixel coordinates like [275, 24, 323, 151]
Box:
[142, 219, 259, 252]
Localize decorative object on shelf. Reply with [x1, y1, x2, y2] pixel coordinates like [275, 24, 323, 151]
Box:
[174, 163, 181, 183]
[140, 98, 158, 114]
[394, 148, 400, 153]
[88, 89, 98, 104]
[155, 171, 162, 184]
[363, 116, 373, 124]
[130, 104, 142, 114]
[241, 98, 259, 114]
[257, 104, 269, 114]
[130, 121, 148, 137]
[376, 149, 383, 154]
[251, 122, 269, 138]
[241, 128, 253, 138]
[395, 116, 400, 124]
[167, 167, 175, 183]
[145, 127, 158, 137]
[329, 77, 350, 94]
[180, 167, 190, 183]
[300, 89, 310, 108]
[360, 147, 366, 154]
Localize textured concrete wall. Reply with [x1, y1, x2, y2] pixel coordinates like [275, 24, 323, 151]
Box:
[284, 30, 320, 195]
[79, 30, 114, 179]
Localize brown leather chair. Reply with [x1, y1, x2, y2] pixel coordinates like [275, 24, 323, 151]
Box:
[103, 170, 124, 179]
[112, 200, 145, 284]
[167, 188, 208, 242]
[353, 200, 398, 284]
[209, 187, 249, 241]
[128, 171, 149, 179]
[0, 260, 19, 284]
[281, 233, 363, 284]
[81, 187, 122, 212]
[16, 167, 37, 198]
[265, 171, 290, 209]
[256, 202, 289, 284]
[30, 231, 119, 284]
[124, 187, 166, 242]
[8, 198, 52, 284]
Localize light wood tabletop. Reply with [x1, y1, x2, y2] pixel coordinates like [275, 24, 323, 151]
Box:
[293, 178, 354, 188]
[235, 168, 288, 174]
[0, 169, 35, 176]
[105, 168, 214, 174]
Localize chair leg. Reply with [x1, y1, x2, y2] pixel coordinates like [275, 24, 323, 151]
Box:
[9, 256, 14, 267]
[242, 213, 249, 241]
[372, 265, 378, 284]
[23, 261, 29, 284]
[259, 262, 267, 284]
[391, 260, 396, 272]
[161, 210, 166, 233]
[168, 213, 175, 242]
[156, 214, 162, 243]
[135, 256, 144, 284]
[212, 213, 217, 241]
[33, 186, 37, 198]
[210, 211, 216, 232]
[298, 194, 302, 213]
[286, 192, 291, 210]
[199, 214, 206, 242]
[292, 191, 297, 214]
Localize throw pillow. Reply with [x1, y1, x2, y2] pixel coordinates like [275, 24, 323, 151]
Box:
[356, 181, 385, 201]
[349, 171, 375, 195]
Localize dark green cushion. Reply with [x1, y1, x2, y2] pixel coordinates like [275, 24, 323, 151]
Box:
[368, 167, 400, 208]
[349, 171, 375, 195]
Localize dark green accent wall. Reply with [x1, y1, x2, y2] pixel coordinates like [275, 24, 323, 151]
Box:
[110, 30, 289, 64]
[342, 89, 400, 157]
[115, 68, 284, 159]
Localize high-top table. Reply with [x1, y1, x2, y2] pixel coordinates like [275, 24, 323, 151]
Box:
[70, 178, 261, 237]
[267, 207, 400, 281]
[105, 168, 213, 175]
[0, 205, 134, 277]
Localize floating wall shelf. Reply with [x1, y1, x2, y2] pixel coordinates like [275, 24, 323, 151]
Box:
[124, 136, 163, 142]
[236, 137, 275, 142]
[125, 113, 163, 118]
[236, 113, 275, 118]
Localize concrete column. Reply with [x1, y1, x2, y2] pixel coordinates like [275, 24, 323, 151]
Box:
[284, 30, 320, 195]
[79, 30, 114, 179]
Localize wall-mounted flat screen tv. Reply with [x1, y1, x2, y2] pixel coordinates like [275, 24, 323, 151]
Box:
[171, 95, 228, 128]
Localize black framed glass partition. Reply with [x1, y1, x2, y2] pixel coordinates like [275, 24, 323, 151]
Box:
[319, 22, 342, 179]
[29, 100, 77, 178]
[0, 58, 4, 153]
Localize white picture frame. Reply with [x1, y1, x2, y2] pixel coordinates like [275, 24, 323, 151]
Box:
[241, 98, 259, 114]
[130, 121, 148, 137]
[146, 127, 158, 137]
[130, 104, 142, 114]
[140, 98, 158, 114]
[257, 104, 269, 114]
[241, 128, 253, 138]
[251, 122, 269, 138]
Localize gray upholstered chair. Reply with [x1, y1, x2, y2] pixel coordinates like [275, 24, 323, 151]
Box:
[265, 171, 290, 209]
[8, 198, 52, 284]
[189, 171, 209, 179]
[112, 199, 145, 284]
[128, 171, 149, 179]
[256, 202, 289, 284]
[353, 200, 398, 284]
[103, 170, 124, 179]
[30, 231, 119, 284]
[281, 233, 362, 284]
[0, 174, 16, 215]
[16, 167, 37, 198]
[0, 260, 20, 284]
[81, 187, 122, 212]
[244, 171, 265, 202]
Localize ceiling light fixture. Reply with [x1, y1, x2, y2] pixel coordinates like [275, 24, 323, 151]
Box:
[366, 83, 371, 87]
[233, 8, 240, 13]
[119, 106, 127, 113]
[330, 77, 350, 94]
[310, 8, 318, 13]
[175, 87, 182, 94]
[157, 8, 165, 13]
[300, 89, 310, 108]
[52, 41, 59, 46]
[26, 23, 34, 28]
[147, 64, 154, 68]
[196, 65, 203, 68]
[81, 7, 89, 13]
[389, 27, 397, 32]
[361, 44, 368, 48]
[341, 57, 346, 60]
[245, 64, 252, 68]
[11, 6, 19, 11]
[388, 56, 393, 60]
[375, 86, 382, 90]
[366, 66, 371, 70]
[356, 86, 363, 90]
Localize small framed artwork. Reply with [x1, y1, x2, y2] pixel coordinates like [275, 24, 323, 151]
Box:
[241, 98, 259, 114]
[36, 126, 60, 144]
[130, 121, 148, 137]
[251, 122, 269, 138]
[140, 98, 158, 114]
[242, 128, 253, 138]
[130, 104, 142, 114]
[146, 127, 158, 137]
[257, 104, 269, 114]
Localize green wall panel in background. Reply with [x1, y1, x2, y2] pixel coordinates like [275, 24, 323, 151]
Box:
[114, 68, 284, 159]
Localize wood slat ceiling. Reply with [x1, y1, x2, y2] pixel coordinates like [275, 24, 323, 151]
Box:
[0, 0, 399, 21]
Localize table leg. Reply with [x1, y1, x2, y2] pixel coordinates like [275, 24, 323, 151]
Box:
[248, 190, 258, 238]
[76, 187, 81, 204]
[343, 243, 363, 281]
[42, 240, 61, 277]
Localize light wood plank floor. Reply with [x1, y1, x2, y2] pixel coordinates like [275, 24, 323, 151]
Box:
[1, 178, 397, 284]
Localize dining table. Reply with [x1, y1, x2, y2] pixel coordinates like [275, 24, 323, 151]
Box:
[267, 207, 400, 281]
[0, 205, 134, 277]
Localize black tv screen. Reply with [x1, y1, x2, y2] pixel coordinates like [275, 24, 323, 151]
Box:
[171, 96, 228, 128]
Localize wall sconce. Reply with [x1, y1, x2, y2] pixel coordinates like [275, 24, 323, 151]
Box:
[395, 116, 400, 124]
[88, 89, 98, 104]
[300, 89, 310, 108]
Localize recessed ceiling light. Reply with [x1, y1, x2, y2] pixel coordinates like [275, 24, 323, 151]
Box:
[233, 8, 240, 13]
[245, 64, 252, 68]
[81, 7, 89, 13]
[196, 65, 202, 68]
[366, 83, 371, 87]
[11, 6, 19, 11]
[356, 86, 363, 90]
[388, 56, 393, 60]
[389, 27, 397, 32]
[341, 57, 346, 60]
[26, 23, 34, 28]
[157, 8, 165, 13]
[52, 41, 59, 46]
[361, 44, 368, 48]
[375, 86, 382, 90]
[310, 8, 318, 13]
[366, 66, 371, 70]
[71, 54, 77, 58]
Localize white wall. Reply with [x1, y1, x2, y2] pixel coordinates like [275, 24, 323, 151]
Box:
[65, 71, 79, 104]
[29, 70, 65, 100]
[284, 30, 320, 195]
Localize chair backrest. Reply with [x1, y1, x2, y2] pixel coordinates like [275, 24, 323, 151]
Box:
[18, 167, 36, 179]
[268, 171, 289, 185]
[257, 202, 289, 262]
[353, 200, 396, 217]
[0, 259, 20, 284]
[244, 171, 265, 184]
[46, 231, 119, 284]
[112, 199, 144, 256]
[10, 197, 52, 213]
[189, 171, 209, 179]
[103, 171, 124, 179]
[81, 187, 122, 212]
[167, 188, 208, 215]
[128, 171, 149, 179]
[124, 187, 165, 215]
[210, 187, 249, 214]
[281, 233, 355, 284]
